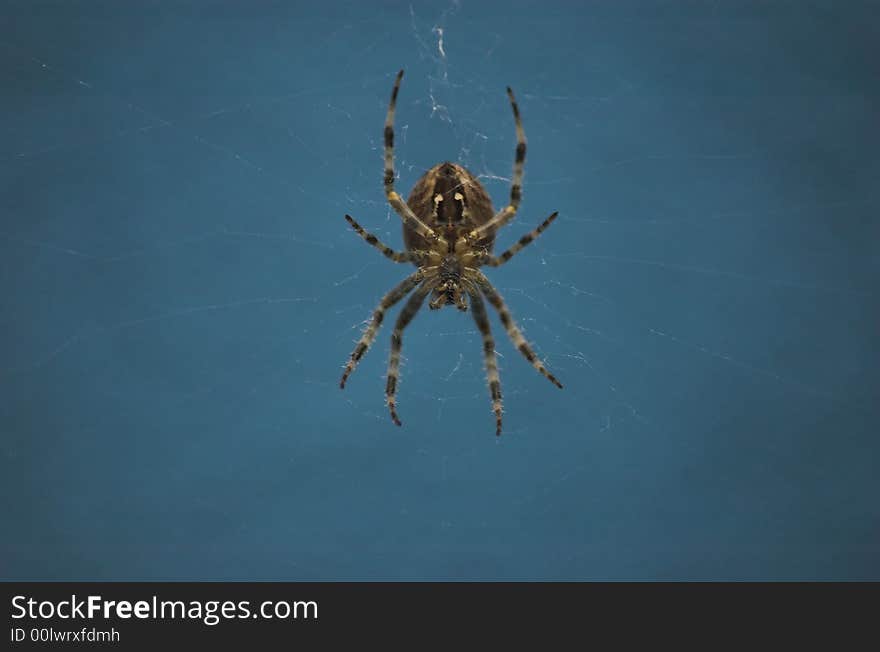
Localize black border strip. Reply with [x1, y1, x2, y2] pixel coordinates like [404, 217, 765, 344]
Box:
[3, 582, 876, 647]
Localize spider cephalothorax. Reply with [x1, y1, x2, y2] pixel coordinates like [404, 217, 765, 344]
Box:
[430, 253, 467, 311]
[340, 70, 562, 436]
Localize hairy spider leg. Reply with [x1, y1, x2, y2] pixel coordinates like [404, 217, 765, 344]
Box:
[344, 214, 429, 264]
[465, 86, 527, 244]
[480, 211, 558, 267]
[469, 270, 563, 390]
[340, 270, 425, 388]
[468, 288, 504, 435]
[383, 70, 443, 246]
[386, 281, 434, 426]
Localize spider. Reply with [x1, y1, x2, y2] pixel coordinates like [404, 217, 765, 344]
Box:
[340, 70, 562, 436]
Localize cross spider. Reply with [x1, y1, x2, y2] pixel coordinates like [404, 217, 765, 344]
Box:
[340, 70, 562, 436]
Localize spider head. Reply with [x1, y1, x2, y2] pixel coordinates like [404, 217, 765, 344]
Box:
[429, 279, 468, 312]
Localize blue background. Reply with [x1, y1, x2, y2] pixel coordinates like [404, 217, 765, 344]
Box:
[1, 1, 878, 580]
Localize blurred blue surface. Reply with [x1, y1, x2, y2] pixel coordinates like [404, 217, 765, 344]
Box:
[1, 0, 878, 580]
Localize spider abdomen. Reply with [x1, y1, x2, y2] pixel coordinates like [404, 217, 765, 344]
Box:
[404, 161, 496, 254]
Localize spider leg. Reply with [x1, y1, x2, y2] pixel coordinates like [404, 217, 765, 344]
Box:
[468, 288, 504, 436]
[340, 270, 424, 389]
[386, 281, 433, 426]
[465, 86, 527, 243]
[344, 214, 427, 264]
[480, 211, 558, 267]
[383, 70, 442, 245]
[470, 270, 563, 389]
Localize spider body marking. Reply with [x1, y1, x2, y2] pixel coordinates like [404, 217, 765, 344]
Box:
[340, 69, 562, 436]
